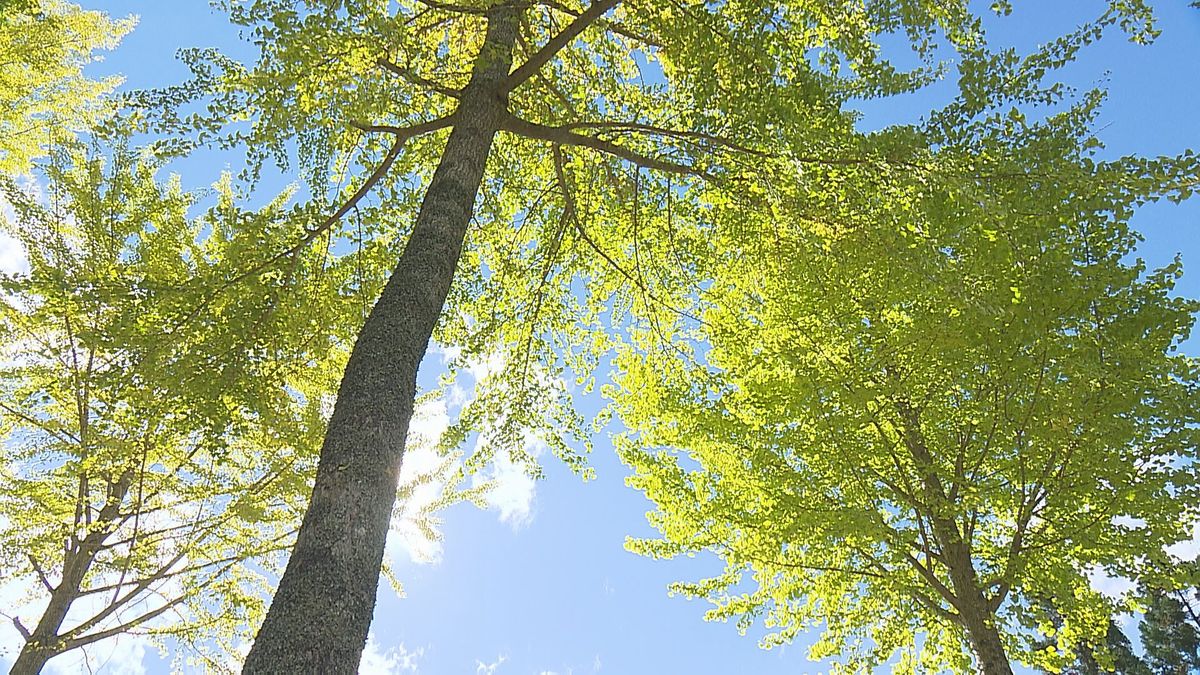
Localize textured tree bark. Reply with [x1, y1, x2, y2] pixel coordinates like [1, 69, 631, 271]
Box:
[10, 550, 89, 675]
[9, 565, 80, 675]
[241, 7, 521, 674]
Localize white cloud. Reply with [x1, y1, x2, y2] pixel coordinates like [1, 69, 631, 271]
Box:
[0, 231, 28, 276]
[592, 654, 602, 672]
[384, 346, 563, 569]
[359, 634, 422, 674]
[387, 399, 455, 565]
[475, 654, 506, 675]
[0, 177, 34, 276]
[1086, 566, 1136, 600]
[1166, 521, 1200, 562]
[1111, 515, 1147, 529]
[471, 433, 547, 530]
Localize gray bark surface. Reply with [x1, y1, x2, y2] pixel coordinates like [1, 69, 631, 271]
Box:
[241, 7, 521, 673]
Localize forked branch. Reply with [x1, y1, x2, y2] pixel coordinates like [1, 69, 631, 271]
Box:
[377, 57, 463, 98]
[501, 0, 620, 95]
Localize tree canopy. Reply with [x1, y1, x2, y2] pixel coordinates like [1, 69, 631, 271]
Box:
[0, 134, 371, 672]
[0, 0, 1197, 673]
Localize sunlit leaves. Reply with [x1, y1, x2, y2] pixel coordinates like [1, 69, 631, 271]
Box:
[0, 0, 132, 174]
[611, 39, 1200, 673]
[0, 139, 354, 669]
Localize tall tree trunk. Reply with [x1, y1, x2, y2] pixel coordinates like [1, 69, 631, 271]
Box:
[9, 558, 85, 675]
[241, 6, 521, 674]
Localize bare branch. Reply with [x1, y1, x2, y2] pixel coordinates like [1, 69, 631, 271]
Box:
[501, 0, 620, 95]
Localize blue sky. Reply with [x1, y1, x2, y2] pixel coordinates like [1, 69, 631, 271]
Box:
[8, 1, 1200, 673]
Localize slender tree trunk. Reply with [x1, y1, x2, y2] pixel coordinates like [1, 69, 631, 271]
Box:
[894, 397, 1014, 675]
[945, 551, 1015, 675]
[8, 579, 76, 675]
[10, 557, 85, 675]
[241, 7, 521, 674]
[11, 474, 131, 675]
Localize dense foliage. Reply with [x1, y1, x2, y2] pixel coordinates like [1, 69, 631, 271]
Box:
[614, 26, 1200, 672]
[0, 0, 130, 174]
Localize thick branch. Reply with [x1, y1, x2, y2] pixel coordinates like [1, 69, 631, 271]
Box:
[902, 550, 963, 614]
[501, 0, 619, 95]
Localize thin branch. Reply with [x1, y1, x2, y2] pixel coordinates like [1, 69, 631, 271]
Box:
[347, 114, 456, 142]
[500, 0, 620, 95]
[0, 401, 80, 446]
[551, 145, 706, 330]
[566, 120, 768, 156]
[62, 590, 190, 652]
[376, 57, 462, 97]
[537, 0, 660, 45]
[28, 554, 55, 593]
[505, 114, 711, 178]
[745, 553, 888, 580]
[169, 114, 452, 334]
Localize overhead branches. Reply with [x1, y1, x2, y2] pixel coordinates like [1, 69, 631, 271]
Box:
[565, 120, 768, 157]
[536, 0, 660, 46]
[168, 114, 454, 334]
[550, 145, 706, 331]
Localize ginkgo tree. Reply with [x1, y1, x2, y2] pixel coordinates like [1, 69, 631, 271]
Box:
[155, 0, 1015, 670]
[138, 0, 1182, 671]
[612, 35, 1200, 675]
[0, 136, 383, 673]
